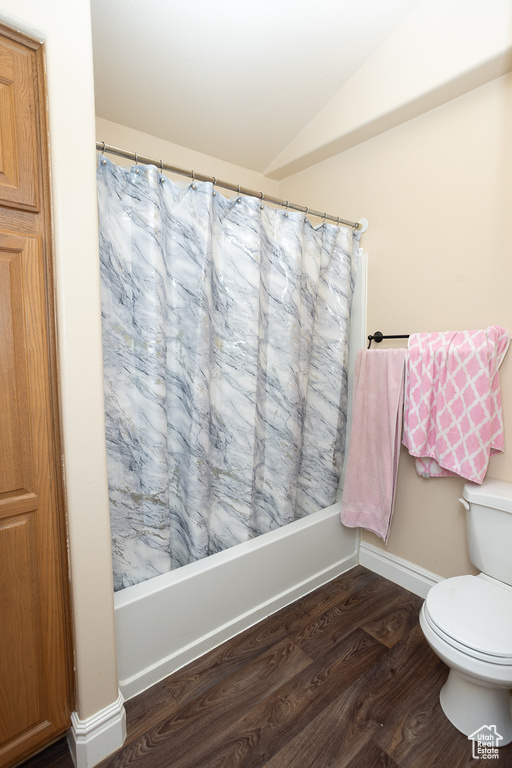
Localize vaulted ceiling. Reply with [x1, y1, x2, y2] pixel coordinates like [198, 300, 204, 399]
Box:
[91, 0, 421, 174]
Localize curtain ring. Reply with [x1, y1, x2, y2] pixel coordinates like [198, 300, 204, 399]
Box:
[260, 191, 264, 200]
[101, 141, 106, 154]
[192, 170, 195, 180]
[336, 216, 340, 225]
[134, 152, 140, 174]
[237, 184, 241, 195]
[305, 207, 309, 217]
[134, 152, 138, 165]
[212, 176, 217, 187]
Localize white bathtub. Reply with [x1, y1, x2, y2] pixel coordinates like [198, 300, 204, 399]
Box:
[114, 502, 358, 700]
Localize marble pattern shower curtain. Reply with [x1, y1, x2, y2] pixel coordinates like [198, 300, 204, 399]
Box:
[98, 156, 359, 590]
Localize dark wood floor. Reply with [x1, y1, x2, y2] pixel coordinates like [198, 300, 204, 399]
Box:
[22, 566, 512, 768]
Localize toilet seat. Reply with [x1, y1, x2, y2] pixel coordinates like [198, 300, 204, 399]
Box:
[424, 575, 512, 666]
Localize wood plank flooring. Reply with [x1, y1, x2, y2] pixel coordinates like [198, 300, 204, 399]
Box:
[21, 566, 512, 767]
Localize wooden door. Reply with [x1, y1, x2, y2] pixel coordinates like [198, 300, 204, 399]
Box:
[0, 25, 72, 768]
[0, 33, 39, 211]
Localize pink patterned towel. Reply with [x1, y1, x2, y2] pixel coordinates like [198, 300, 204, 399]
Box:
[402, 326, 510, 483]
[340, 348, 407, 543]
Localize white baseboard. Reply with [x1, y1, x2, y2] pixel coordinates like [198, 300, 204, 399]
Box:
[67, 690, 126, 768]
[359, 541, 443, 598]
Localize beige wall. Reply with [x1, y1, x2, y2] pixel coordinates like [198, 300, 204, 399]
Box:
[96, 117, 279, 197]
[279, 72, 512, 578]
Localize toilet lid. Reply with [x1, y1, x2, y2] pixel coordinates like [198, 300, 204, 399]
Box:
[425, 575, 512, 663]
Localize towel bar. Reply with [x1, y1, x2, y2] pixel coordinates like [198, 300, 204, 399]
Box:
[367, 331, 410, 349]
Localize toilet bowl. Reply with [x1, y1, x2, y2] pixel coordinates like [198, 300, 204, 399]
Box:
[420, 574, 512, 744]
[419, 479, 512, 746]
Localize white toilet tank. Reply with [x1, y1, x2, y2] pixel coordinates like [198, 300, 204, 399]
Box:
[462, 478, 512, 586]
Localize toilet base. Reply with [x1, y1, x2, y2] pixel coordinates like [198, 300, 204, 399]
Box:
[440, 669, 512, 746]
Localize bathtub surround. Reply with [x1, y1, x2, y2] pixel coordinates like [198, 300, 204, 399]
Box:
[110, 238, 366, 702]
[114, 502, 358, 700]
[98, 156, 360, 590]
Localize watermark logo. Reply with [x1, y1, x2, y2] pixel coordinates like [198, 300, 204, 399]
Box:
[468, 725, 502, 759]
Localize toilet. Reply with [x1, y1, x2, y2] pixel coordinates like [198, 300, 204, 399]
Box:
[419, 478, 512, 745]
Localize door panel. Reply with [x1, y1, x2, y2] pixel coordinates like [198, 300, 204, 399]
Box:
[0, 38, 39, 211]
[0, 244, 33, 494]
[0, 511, 46, 746]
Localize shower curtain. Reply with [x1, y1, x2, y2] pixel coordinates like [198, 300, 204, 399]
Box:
[98, 156, 360, 590]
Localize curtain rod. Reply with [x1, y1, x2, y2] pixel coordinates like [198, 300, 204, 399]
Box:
[96, 141, 363, 230]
